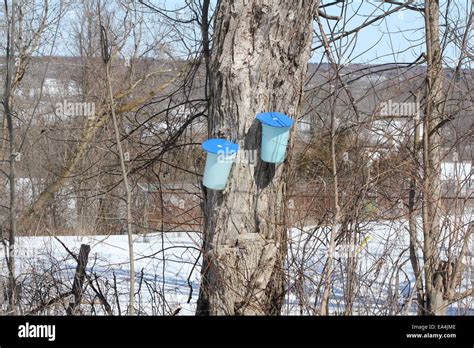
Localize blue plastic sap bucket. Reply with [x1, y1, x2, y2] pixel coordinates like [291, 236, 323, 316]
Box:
[201, 139, 239, 190]
[256, 112, 293, 163]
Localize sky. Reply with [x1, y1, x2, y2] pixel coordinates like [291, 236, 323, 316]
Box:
[314, 0, 472, 66]
[44, 0, 472, 68]
[161, 0, 472, 67]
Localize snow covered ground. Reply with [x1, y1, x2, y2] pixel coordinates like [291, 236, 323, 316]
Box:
[2, 232, 202, 315]
[287, 218, 473, 315]
[1, 218, 472, 315]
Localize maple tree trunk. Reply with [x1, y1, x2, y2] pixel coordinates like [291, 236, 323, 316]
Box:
[197, 0, 316, 315]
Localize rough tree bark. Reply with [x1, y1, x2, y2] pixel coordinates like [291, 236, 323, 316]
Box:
[422, 0, 445, 315]
[196, 0, 317, 315]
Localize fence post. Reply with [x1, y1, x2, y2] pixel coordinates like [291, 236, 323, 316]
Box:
[67, 244, 91, 315]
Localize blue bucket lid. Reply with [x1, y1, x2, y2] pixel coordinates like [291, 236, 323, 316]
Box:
[256, 112, 293, 128]
[201, 138, 239, 154]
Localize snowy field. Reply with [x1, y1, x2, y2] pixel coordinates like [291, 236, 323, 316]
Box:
[287, 219, 473, 315]
[1, 218, 472, 315]
[2, 232, 202, 315]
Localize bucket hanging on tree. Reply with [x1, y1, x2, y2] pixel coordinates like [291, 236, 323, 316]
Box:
[256, 112, 293, 163]
[201, 138, 239, 190]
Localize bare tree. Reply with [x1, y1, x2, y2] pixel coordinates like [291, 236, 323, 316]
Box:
[2, 0, 18, 314]
[421, 0, 473, 315]
[421, 0, 445, 315]
[98, 3, 136, 315]
[1, 0, 53, 314]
